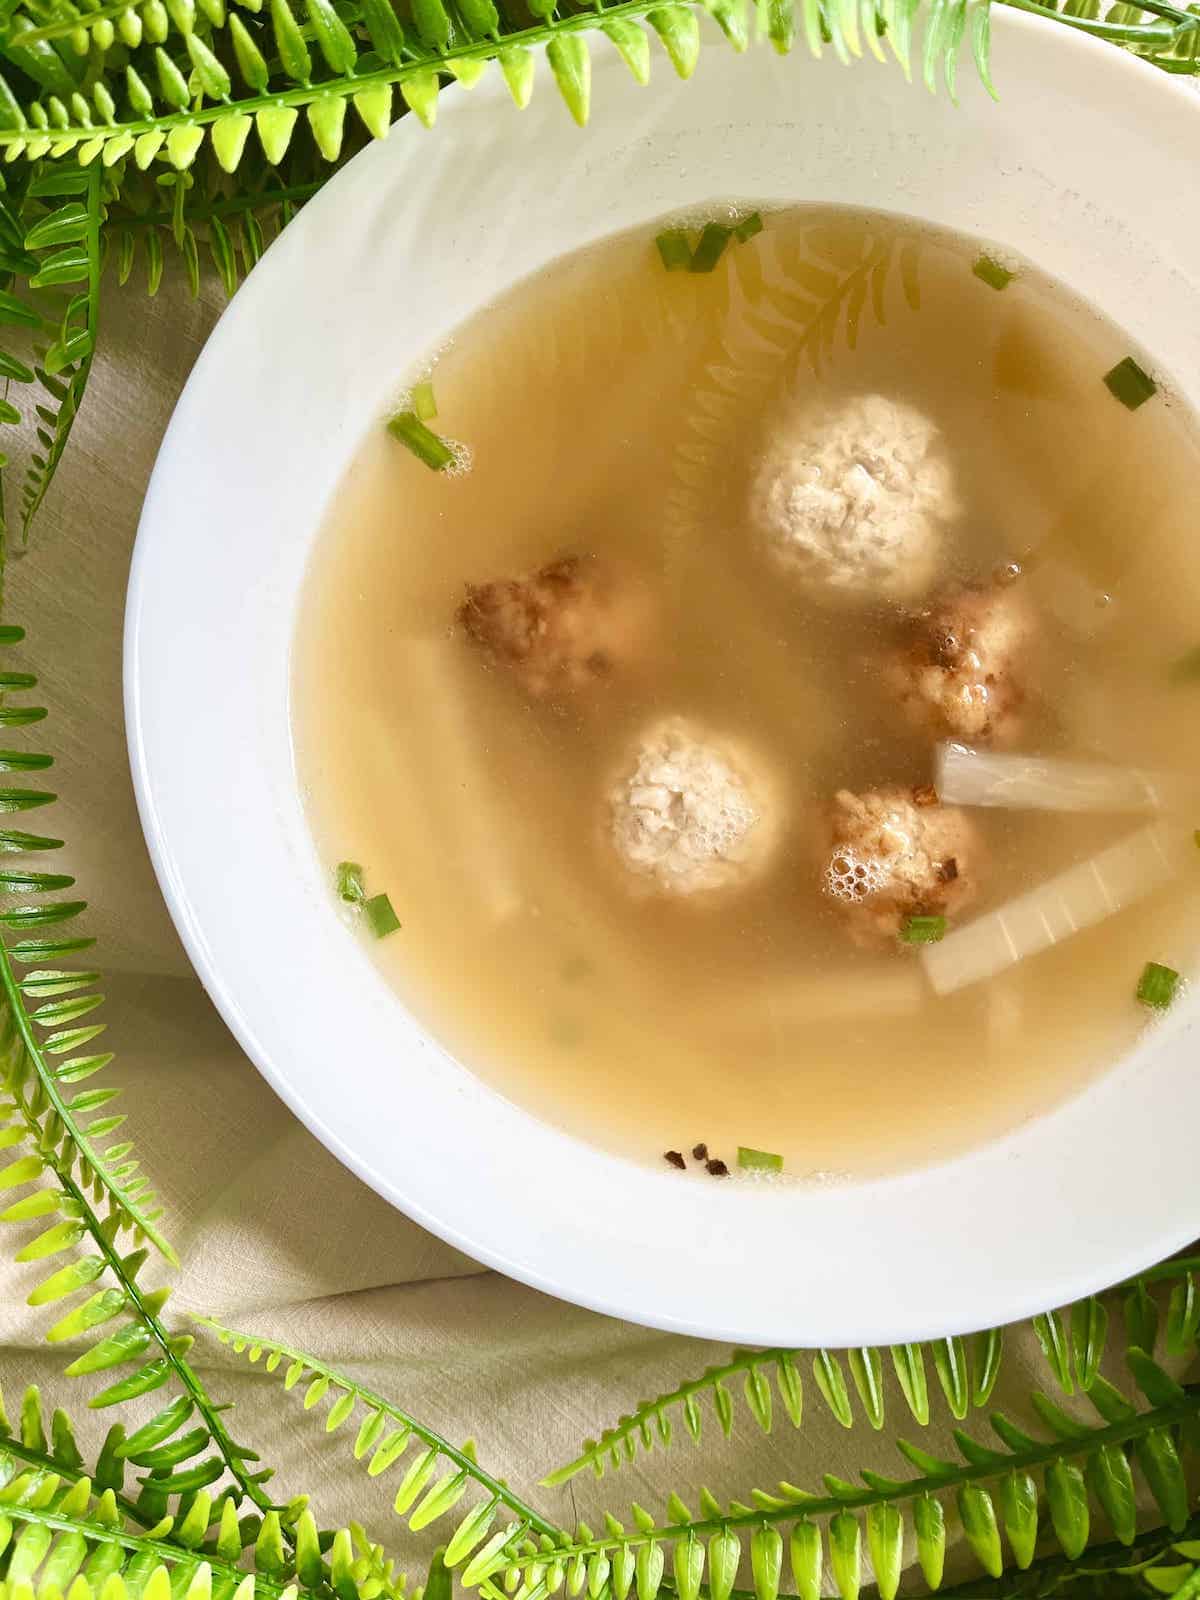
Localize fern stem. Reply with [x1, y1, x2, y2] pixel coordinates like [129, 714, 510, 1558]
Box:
[482, 1387, 1200, 1577]
[999, 0, 1174, 41]
[193, 1315, 561, 1539]
[0, 941, 274, 1515]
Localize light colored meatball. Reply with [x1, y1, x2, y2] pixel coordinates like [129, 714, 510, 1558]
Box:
[609, 718, 774, 895]
[885, 580, 1033, 746]
[751, 393, 958, 603]
[458, 555, 649, 699]
[823, 785, 980, 945]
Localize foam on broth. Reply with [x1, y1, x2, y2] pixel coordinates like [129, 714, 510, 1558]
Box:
[293, 205, 1200, 1179]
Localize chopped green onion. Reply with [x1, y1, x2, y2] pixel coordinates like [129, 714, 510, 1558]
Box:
[412, 380, 437, 421]
[1137, 961, 1180, 1010]
[1104, 356, 1157, 411]
[335, 861, 365, 904]
[364, 892, 401, 940]
[655, 230, 692, 271]
[689, 222, 732, 274]
[900, 914, 947, 945]
[738, 1146, 784, 1173]
[387, 410, 455, 471]
[1170, 645, 1200, 683]
[972, 254, 1013, 291]
[734, 211, 764, 244]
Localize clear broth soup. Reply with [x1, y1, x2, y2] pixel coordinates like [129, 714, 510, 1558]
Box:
[293, 204, 1200, 1181]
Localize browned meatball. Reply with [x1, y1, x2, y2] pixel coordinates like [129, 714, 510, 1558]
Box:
[458, 555, 649, 700]
[884, 580, 1033, 746]
[822, 785, 981, 946]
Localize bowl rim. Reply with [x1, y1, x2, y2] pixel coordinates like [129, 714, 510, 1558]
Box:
[126, 10, 1200, 1346]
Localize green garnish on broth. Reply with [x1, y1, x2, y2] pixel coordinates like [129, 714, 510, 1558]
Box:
[1137, 961, 1180, 1010]
[364, 892, 402, 939]
[334, 862, 400, 939]
[657, 213, 764, 273]
[738, 1146, 784, 1173]
[412, 381, 437, 421]
[655, 230, 692, 272]
[900, 914, 947, 945]
[387, 410, 456, 471]
[972, 254, 1014, 291]
[1104, 356, 1158, 411]
[335, 860, 365, 904]
[689, 222, 732, 274]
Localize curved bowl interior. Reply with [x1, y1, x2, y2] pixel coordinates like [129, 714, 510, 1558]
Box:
[127, 14, 1200, 1346]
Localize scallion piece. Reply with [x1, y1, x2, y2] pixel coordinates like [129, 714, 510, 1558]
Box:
[655, 230, 692, 272]
[387, 410, 455, 471]
[412, 380, 437, 421]
[734, 211, 764, 244]
[364, 892, 401, 940]
[689, 222, 732, 274]
[738, 1146, 784, 1173]
[972, 254, 1013, 291]
[900, 914, 947, 945]
[1137, 960, 1180, 1010]
[335, 861, 365, 904]
[1104, 356, 1157, 411]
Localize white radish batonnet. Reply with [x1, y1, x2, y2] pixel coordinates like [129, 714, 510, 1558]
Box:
[921, 823, 1193, 995]
[935, 742, 1185, 814]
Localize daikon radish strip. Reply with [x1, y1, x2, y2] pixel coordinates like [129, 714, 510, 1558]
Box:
[922, 823, 1191, 996]
[936, 743, 1175, 814]
[396, 636, 523, 924]
[696, 967, 924, 1032]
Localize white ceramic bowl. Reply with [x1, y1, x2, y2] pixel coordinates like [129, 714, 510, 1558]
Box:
[127, 12, 1200, 1346]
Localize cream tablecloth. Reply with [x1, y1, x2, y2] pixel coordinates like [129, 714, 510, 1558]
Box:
[0, 255, 1085, 1588]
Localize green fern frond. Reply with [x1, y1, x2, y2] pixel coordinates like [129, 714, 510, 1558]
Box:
[0, 1382, 154, 1527]
[543, 1333, 1004, 1487]
[0, 1382, 417, 1600]
[931, 1523, 1200, 1598]
[0, 0, 746, 174]
[0, 160, 102, 552]
[13, 162, 101, 542]
[193, 1315, 562, 1566]
[474, 1345, 1199, 1600]
[0, 643, 166, 1254]
[104, 157, 324, 299]
[0, 1476, 332, 1600]
[0, 628, 286, 1523]
[0, 0, 1190, 203]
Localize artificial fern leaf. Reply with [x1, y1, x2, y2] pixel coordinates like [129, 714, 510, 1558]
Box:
[545, 1330, 1008, 1487]
[15, 0, 1198, 188]
[1032, 1310, 1074, 1395]
[0, 628, 314, 1525]
[476, 1339, 1200, 1600]
[0, 164, 101, 547]
[194, 1314, 562, 1564]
